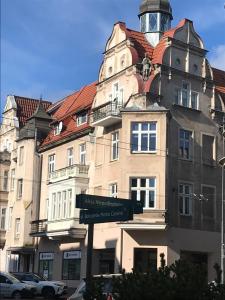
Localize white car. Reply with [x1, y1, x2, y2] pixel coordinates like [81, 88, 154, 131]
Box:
[0, 272, 36, 299]
[67, 274, 121, 300]
[12, 272, 67, 298]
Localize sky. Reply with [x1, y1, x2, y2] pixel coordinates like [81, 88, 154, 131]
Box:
[1, 0, 225, 112]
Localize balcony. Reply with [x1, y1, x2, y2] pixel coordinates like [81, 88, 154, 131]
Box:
[30, 218, 86, 239]
[46, 218, 86, 240]
[30, 219, 47, 237]
[119, 210, 168, 231]
[48, 164, 89, 183]
[91, 101, 122, 127]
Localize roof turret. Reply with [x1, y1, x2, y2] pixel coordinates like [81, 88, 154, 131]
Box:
[139, 0, 173, 19]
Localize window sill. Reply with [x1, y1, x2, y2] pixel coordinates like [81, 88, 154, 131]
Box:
[110, 158, 119, 163]
[173, 104, 201, 113]
[131, 151, 157, 154]
[180, 214, 192, 217]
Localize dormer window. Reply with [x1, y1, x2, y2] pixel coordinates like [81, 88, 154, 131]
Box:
[77, 111, 88, 126]
[175, 81, 199, 110]
[54, 121, 63, 136]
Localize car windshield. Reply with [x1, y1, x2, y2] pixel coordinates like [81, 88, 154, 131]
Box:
[6, 273, 21, 283]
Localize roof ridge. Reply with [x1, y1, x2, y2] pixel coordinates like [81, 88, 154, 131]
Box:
[14, 95, 52, 104]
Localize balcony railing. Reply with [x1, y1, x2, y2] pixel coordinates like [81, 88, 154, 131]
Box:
[48, 164, 89, 183]
[91, 101, 122, 127]
[30, 219, 47, 236]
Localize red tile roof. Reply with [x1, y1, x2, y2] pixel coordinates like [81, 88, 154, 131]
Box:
[117, 22, 154, 64]
[14, 96, 52, 127]
[53, 82, 97, 121]
[212, 68, 225, 102]
[40, 82, 96, 148]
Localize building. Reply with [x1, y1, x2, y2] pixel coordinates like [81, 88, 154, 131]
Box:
[1, 0, 225, 286]
[0, 96, 52, 272]
[31, 83, 96, 286]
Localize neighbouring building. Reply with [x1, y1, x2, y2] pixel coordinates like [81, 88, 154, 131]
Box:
[31, 83, 96, 287]
[0, 96, 52, 272]
[1, 0, 225, 286]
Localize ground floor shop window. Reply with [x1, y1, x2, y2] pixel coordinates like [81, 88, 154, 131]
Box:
[39, 253, 54, 280]
[134, 248, 157, 273]
[62, 251, 81, 280]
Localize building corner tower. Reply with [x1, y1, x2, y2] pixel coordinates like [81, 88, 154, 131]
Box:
[139, 0, 173, 47]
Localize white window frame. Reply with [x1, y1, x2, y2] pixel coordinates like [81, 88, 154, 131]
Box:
[109, 183, 118, 198]
[179, 129, 193, 160]
[57, 192, 62, 219]
[8, 207, 13, 230]
[67, 189, 72, 218]
[0, 207, 7, 230]
[67, 147, 74, 166]
[178, 183, 193, 216]
[77, 112, 88, 126]
[111, 132, 119, 161]
[130, 177, 156, 209]
[3, 170, 9, 191]
[17, 179, 23, 199]
[15, 218, 20, 239]
[62, 191, 67, 219]
[11, 169, 15, 191]
[175, 81, 199, 110]
[19, 146, 24, 165]
[48, 154, 55, 173]
[52, 193, 57, 220]
[79, 143, 86, 165]
[131, 122, 157, 153]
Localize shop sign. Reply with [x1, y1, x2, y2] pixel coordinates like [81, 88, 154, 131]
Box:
[39, 252, 54, 260]
[63, 251, 81, 260]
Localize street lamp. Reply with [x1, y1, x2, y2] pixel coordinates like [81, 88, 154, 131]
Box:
[219, 155, 225, 284]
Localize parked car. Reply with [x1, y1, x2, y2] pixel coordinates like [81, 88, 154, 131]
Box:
[11, 272, 67, 298]
[0, 272, 36, 299]
[67, 274, 121, 300]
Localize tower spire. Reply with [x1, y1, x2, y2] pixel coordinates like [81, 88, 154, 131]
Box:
[139, 0, 173, 47]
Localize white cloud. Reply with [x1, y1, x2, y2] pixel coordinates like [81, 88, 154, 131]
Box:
[209, 45, 225, 70]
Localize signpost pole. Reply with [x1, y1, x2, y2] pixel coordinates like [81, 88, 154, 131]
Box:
[86, 223, 94, 300]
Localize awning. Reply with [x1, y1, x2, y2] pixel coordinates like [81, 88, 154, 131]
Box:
[7, 247, 35, 254]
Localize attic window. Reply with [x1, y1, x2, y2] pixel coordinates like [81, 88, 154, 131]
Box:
[54, 122, 63, 136]
[77, 111, 88, 126]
